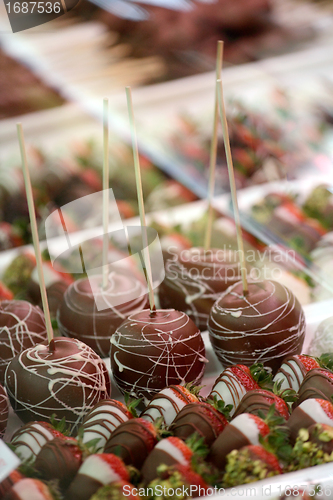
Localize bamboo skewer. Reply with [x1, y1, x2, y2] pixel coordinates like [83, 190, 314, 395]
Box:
[17, 123, 55, 349]
[216, 79, 248, 295]
[204, 40, 224, 251]
[125, 86, 156, 313]
[102, 97, 109, 290]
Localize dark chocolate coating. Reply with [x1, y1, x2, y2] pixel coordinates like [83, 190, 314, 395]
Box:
[5, 337, 111, 433]
[110, 309, 206, 401]
[209, 424, 251, 471]
[0, 383, 8, 438]
[0, 300, 47, 383]
[58, 274, 148, 358]
[234, 390, 289, 419]
[208, 280, 305, 372]
[4, 478, 53, 500]
[286, 407, 316, 443]
[159, 248, 243, 331]
[141, 448, 178, 485]
[65, 475, 103, 500]
[296, 369, 333, 406]
[104, 418, 157, 469]
[169, 402, 227, 446]
[35, 437, 82, 490]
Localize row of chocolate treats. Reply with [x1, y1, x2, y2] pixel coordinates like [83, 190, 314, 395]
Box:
[2, 353, 333, 499]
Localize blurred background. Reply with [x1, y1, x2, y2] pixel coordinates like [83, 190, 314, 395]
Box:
[0, 0, 333, 311]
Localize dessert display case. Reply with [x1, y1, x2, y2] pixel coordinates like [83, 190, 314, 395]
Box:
[1, 1, 333, 498]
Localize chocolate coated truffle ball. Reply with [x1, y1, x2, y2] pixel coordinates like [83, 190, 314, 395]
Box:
[208, 280, 306, 372]
[0, 300, 47, 382]
[110, 309, 207, 401]
[159, 248, 243, 331]
[58, 274, 148, 358]
[5, 337, 111, 432]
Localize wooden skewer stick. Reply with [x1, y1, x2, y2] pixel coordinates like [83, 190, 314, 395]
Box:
[102, 97, 109, 290]
[204, 40, 224, 251]
[125, 86, 156, 313]
[216, 80, 248, 295]
[17, 123, 55, 349]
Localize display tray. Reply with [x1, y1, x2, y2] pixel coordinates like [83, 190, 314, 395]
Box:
[2, 198, 333, 500]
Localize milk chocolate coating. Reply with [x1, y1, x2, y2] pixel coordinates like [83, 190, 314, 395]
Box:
[110, 309, 207, 401]
[159, 248, 243, 331]
[141, 448, 179, 485]
[208, 280, 306, 373]
[5, 337, 111, 433]
[234, 390, 288, 419]
[296, 369, 333, 406]
[169, 402, 227, 446]
[209, 424, 251, 471]
[35, 437, 82, 490]
[104, 418, 157, 469]
[58, 274, 148, 358]
[286, 407, 316, 443]
[0, 300, 47, 383]
[65, 475, 104, 500]
[0, 383, 8, 438]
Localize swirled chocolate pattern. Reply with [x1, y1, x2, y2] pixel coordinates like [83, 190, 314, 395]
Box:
[0, 382, 8, 438]
[5, 337, 111, 433]
[81, 399, 132, 450]
[11, 421, 62, 462]
[296, 368, 333, 406]
[58, 274, 148, 358]
[159, 248, 243, 331]
[110, 309, 207, 402]
[141, 385, 198, 426]
[0, 300, 47, 383]
[208, 280, 305, 373]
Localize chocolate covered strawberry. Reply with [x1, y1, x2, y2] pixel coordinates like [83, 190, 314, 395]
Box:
[0, 470, 24, 499]
[223, 444, 282, 487]
[296, 368, 333, 405]
[287, 398, 333, 443]
[209, 413, 270, 471]
[65, 453, 129, 500]
[104, 418, 157, 469]
[141, 385, 199, 427]
[208, 364, 270, 416]
[169, 402, 228, 446]
[4, 478, 55, 500]
[288, 423, 333, 471]
[147, 463, 209, 500]
[142, 436, 194, 485]
[273, 355, 320, 392]
[90, 481, 140, 500]
[234, 389, 292, 420]
[80, 399, 133, 451]
[35, 436, 83, 490]
[11, 421, 66, 462]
